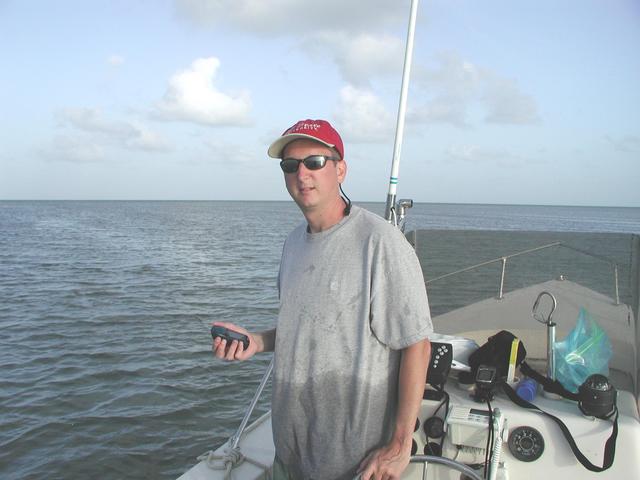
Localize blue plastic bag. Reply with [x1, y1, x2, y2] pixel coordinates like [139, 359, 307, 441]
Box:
[553, 308, 612, 393]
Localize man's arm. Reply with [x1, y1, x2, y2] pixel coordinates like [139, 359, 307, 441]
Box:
[212, 322, 276, 361]
[358, 338, 431, 480]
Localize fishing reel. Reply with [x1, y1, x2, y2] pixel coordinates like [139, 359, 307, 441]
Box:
[395, 199, 413, 232]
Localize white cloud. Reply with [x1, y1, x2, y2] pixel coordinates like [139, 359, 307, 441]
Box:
[43, 135, 106, 163]
[409, 54, 480, 126]
[42, 108, 171, 162]
[605, 134, 640, 153]
[125, 122, 171, 152]
[408, 95, 471, 128]
[175, 1, 406, 85]
[59, 108, 171, 152]
[203, 138, 257, 166]
[174, 0, 404, 35]
[334, 85, 395, 143]
[411, 52, 540, 127]
[301, 32, 403, 86]
[154, 57, 251, 126]
[482, 76, 540, 125]
[444, 144, 527, 168]
[445, 144, 490, 162]
[60, 108, 126, 135]
[108, 54, 125, 66]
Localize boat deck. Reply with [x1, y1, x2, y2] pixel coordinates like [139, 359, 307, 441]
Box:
[435, 278, 637, 398]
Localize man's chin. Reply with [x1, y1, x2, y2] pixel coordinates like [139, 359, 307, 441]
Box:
[293, 192, 317, 208]
[295, 200, 317, 212]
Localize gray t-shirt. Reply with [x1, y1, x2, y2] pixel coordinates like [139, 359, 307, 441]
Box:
[272, 206, 432, 479]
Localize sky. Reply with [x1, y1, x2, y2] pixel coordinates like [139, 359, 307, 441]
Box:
[1, 0, 639, 206]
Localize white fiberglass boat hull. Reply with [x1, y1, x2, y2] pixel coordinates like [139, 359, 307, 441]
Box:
[179, 278, 640, 480]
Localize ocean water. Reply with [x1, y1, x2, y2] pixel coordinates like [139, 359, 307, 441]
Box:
[1, 201, 639, 480]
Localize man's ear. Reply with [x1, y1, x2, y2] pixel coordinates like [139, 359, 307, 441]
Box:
[337, 159, 347, 183]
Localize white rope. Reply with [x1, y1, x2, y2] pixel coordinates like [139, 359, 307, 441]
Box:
[197, 445, 270, 479]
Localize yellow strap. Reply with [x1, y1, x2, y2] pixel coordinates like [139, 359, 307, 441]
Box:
[507, 338, 520, 382]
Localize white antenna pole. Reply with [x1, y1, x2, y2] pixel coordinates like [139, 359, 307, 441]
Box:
[385, 0, 419, 223]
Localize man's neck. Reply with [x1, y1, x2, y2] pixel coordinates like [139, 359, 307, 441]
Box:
[303, 197, 347, 233]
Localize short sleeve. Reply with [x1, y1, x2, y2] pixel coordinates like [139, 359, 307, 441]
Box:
[369, 229, 433, 349]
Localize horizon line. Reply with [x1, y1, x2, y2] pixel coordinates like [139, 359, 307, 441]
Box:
[1, 199, 638, 209]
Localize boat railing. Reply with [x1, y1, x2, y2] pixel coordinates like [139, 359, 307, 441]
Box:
[198, 358, 274, 475]
[228, 358, 274, 449]
[423, 241, 620, 305]
[409, 455, 483, 480]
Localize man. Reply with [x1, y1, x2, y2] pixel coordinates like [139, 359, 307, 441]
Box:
[213, 119, 432, 480]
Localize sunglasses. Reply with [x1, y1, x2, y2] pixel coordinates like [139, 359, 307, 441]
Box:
[279, 155, 340, 174]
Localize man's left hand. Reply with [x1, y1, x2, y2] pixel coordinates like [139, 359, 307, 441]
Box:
[357, 439, 411, 480]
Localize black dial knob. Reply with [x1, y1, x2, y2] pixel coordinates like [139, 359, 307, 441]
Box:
[508, 426, 544, 462]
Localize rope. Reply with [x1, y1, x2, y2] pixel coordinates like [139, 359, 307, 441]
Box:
[197, 445, 271, 479]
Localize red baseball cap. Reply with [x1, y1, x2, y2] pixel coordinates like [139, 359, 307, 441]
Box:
[267, 119, 344, 159]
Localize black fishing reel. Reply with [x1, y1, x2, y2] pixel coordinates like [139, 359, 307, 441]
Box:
[578, 374, 617, 419]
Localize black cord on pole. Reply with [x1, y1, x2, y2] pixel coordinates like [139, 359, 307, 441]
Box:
[484, 399, 494, 479]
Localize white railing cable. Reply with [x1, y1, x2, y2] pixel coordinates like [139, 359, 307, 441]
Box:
[423, 240, 620, 302]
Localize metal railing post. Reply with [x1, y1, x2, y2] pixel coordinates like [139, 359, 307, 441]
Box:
[498, 257, 507, 299]
[229, 358, 274, 449]
[614, 265, 620, 305]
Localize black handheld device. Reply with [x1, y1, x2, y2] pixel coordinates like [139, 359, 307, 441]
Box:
[211, 325, 250, 350]
[473, 364, 498, 402]
[427, 342, 453, 388]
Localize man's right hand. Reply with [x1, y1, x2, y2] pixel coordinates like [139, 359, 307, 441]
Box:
[212, 322, 258, 361]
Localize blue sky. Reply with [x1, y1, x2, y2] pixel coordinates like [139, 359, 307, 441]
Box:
[1, 0, 639, 206]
